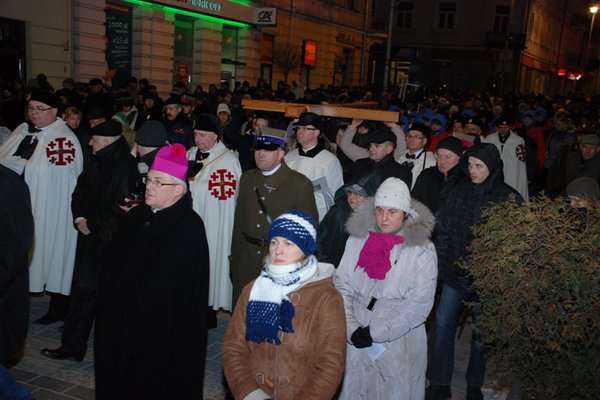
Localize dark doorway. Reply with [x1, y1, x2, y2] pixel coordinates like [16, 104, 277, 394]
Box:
[0, 17, 26, 84]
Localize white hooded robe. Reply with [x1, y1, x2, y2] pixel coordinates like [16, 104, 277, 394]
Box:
[188, 140, 241, 311]
[0, 119, 83, 294]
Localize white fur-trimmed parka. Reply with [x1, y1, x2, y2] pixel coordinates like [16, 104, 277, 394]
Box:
[334, 198, 437, 400]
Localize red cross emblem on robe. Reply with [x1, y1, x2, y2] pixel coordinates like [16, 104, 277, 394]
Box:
[208, 168, 237, 200]
[516, 144, 526, 162]
[46, 137, 76, 165]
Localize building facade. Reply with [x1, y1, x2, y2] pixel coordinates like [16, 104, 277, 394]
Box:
[0, 0, 273, 95]
[0, 0, 387, 96]
[253, 0, 385, 90]
[3, 0, 593, 96]
[373, 0, 597, 96]
[521, 0, 596, 96]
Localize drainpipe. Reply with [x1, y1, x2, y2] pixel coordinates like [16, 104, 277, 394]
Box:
[360, 0, 370, 86]
[383, 1, 396, 93]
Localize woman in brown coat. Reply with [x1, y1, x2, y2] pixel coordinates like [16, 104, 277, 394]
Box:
[223, 210, 346, 400]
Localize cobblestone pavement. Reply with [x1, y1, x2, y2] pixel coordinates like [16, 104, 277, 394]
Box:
[10, 296, 509, 399]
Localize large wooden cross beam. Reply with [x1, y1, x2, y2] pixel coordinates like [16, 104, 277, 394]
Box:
[241, 99, 399, 123]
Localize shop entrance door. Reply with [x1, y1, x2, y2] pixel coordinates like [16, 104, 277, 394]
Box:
[0, 18, 26, 83]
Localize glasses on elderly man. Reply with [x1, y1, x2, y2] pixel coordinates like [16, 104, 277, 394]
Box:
[143, 176, 180, 187]
[406, 135, 425, 140]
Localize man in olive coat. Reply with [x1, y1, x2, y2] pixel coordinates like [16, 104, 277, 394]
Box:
[230, 127, 318, 306]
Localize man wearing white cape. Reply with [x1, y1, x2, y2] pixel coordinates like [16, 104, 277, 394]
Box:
[481, 115, 529, 201]
[0, 90, 83, 323]
[188, 114, 241, 317]
[285, 112, 344, 222]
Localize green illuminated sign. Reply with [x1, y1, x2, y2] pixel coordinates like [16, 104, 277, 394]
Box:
[121, 0, 250, 28]
[184, 0, 221, 12]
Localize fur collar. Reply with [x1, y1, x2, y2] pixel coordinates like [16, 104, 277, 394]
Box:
[345, 197, 435, 247]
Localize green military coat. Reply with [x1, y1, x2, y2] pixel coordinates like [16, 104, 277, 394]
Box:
[230, 161, 318, 306]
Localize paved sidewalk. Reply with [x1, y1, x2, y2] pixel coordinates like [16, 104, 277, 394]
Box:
[10, 296, 508, 399]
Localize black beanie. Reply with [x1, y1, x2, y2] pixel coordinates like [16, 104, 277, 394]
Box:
[29, 89, 60, 109]
[136, 121, 167, 147]
[192, 114, 219, 134]
[89, 120, 122, 137]
[437, 136, 464, 157]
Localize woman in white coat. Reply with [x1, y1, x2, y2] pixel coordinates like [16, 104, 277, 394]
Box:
[334, 177, 437, 399]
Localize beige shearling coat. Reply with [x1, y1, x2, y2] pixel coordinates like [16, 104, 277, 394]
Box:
[223, 263, 346, 400]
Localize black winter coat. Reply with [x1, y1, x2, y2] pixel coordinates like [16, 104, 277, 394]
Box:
[435, 144, 523, 292]
[545, 144, 600, 198]
[165, 113, 194, 149]
[412, 164, 462, 215]
[351, 154, 412, 189]
[0, 165, 34, 363]
[71, 136, 138, 287]
[95, 197, 210, 399]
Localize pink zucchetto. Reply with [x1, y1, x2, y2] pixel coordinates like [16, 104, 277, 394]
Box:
[150, 143, 188, 181]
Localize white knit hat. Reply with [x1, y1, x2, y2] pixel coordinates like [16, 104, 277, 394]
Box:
[216, 103, 231, 115]
[374, 177, 411, 213]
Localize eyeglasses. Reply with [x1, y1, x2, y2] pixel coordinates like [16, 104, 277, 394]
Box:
[143, 176, 180, 187]
[406, 135, 425, 140]
[297, 126, 318, 131]
[26, 106, 54, 113]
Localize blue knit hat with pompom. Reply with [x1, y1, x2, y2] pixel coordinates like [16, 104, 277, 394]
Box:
[268, 210, 317, 256]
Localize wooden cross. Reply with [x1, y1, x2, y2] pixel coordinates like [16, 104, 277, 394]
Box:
[241, 99, 400, 123]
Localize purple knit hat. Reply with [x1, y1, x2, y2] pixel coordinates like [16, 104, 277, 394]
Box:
[150, 144, 188, 181]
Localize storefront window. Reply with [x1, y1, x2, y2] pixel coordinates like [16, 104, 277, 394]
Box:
[221, 25, 239, 89]
[0, 17, 26, 83]
[260, 34, 274, 85]
[173, 15, 194, 85]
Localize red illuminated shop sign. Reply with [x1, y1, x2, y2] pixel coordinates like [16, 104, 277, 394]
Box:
[303, 40, 316, 66]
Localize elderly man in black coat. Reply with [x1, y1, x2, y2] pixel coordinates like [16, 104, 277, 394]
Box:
[41, 120, 139, 361]
[94, 144, 210, 399]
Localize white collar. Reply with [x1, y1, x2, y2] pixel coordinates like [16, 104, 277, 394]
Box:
[262, 163, 282, 176]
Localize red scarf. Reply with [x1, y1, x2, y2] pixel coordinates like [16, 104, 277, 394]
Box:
[356, 231, 404, 280]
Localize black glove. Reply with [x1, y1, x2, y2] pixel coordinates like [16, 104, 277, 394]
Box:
[350, 326, 373, 348]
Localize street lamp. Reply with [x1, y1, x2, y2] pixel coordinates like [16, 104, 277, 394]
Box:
[585, 6, 598, 68]
[588, 5, 598, 51]
[585, 5, 598, 94]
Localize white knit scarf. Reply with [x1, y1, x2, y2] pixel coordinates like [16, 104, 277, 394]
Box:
[245, 255, 318, 344]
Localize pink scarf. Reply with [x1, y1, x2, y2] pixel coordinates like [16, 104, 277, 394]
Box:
[356, 231, 405, 280]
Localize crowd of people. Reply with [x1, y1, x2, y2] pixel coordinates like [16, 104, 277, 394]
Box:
[0, 73, 599, 400]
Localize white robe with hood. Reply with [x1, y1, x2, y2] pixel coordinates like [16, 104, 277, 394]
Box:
[188, 140, 241, 311]
[0, 119, 83, 294]
[334, 198, 437, 400]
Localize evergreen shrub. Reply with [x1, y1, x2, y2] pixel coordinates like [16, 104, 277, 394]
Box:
[465, 197, 600, 399]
